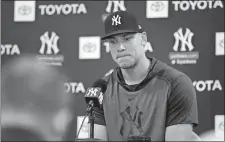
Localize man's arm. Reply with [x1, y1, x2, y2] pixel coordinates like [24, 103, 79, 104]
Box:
[165, 74, 198, 141]
[166, 124, 194, 141]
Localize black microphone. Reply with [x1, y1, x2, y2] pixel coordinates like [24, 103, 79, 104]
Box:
[76, 80, 107, 141]
[84, 79, 107, 112]
[83, 79, 107, 139]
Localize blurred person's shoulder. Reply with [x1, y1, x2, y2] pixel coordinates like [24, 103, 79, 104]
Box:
[1, 126, 44, 141]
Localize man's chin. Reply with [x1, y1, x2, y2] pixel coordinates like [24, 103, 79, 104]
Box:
[116, 57, 135, 69]
[118, 63, 135, 69]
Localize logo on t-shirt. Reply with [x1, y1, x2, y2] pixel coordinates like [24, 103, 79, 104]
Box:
[120, 105, 144, 138]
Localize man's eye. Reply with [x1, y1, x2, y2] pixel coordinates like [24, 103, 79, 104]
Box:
[109, 40, 116, 44]
[124, 37, 131, 41]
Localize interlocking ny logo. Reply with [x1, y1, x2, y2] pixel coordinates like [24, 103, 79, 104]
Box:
[86, 88, 98, 97]
[120, 106, 144, 137]
[112, 15, 121, 25]
[173, 28, 194, 52]
[105, 0, 126, 13]
[40, 31, 59, 54]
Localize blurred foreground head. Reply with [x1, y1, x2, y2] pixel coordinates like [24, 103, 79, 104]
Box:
[1, 55, 73, 141]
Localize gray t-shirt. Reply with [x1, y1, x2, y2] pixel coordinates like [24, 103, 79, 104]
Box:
[94, 57, 198, 141]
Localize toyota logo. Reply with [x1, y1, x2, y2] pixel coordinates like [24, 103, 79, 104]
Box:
[18, 5, 32, 15]
[151, 2, 164, 12]
[83, 43, 96, 53]
[220, 39, 224, 48]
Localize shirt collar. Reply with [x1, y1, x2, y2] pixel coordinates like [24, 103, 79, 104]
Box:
[116, 57, 158, 91]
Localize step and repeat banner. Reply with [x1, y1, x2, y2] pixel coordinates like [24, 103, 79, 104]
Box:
[1, 0, 224, 140]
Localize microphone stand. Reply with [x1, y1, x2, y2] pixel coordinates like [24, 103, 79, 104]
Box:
[89, 106, 94, 138]
[81, 101, 103, 141]
[86, 101, 94, 139]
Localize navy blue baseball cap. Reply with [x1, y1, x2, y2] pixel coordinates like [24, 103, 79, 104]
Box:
[101, 10, 144, 40]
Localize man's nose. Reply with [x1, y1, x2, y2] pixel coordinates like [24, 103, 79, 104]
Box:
[117, 42, 126, 52]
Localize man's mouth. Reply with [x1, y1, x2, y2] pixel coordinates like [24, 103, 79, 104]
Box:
[117, 53, 131, 59]
[117, 55, 129, 59]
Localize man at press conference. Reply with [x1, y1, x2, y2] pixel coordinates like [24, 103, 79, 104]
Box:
[91, 10, 200, 141]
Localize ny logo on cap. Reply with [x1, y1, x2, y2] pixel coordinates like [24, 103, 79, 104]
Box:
[112, 14, 121, 26]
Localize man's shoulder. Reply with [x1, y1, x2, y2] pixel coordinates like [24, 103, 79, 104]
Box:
[152, 58, 190, 84]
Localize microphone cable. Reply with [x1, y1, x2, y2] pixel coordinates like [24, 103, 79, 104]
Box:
[75, 104, 91, 142]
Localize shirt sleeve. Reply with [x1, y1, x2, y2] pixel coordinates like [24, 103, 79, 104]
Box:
[166, 74, 198, 128]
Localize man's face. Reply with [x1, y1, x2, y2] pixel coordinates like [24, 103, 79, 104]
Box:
[106, 33, 145, 69]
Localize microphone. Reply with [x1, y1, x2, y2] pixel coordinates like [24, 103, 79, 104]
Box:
[81, 79, 107, 139]
[84, 79, 107, 111]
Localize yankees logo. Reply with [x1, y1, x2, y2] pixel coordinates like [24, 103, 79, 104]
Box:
[112, 14, 121, 25]
[173, 28, 194, 52]
[86, 88, 98, 97]
[120, 105, 144, 137]
[105, 0, 126, 13]
[40, 31, 60, 55]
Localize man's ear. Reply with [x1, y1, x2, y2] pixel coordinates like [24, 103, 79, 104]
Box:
[141, 32, 147, 46]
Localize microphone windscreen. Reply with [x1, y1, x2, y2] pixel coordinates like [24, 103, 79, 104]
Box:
[92, 79, 107, 93]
